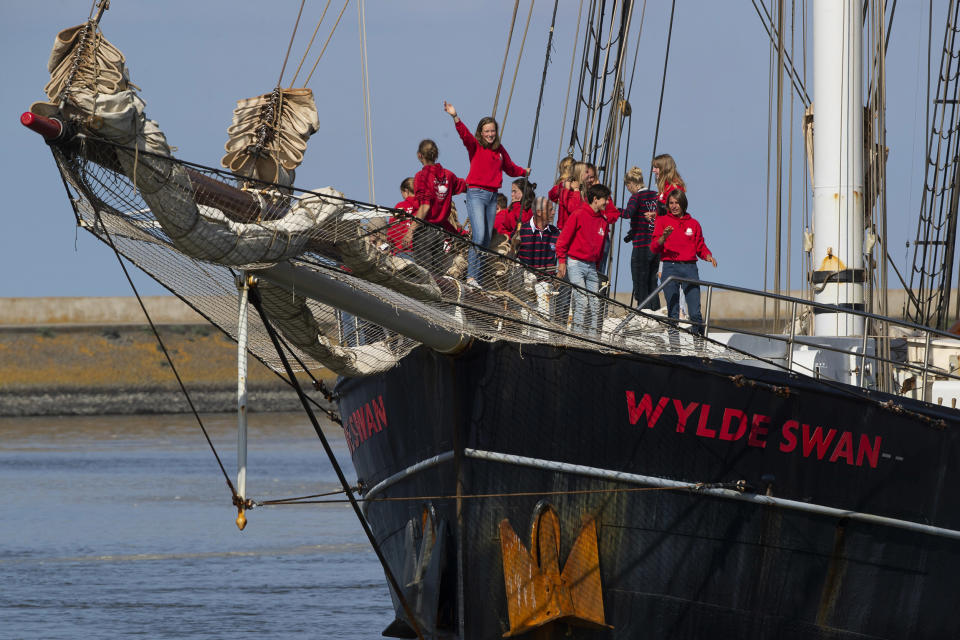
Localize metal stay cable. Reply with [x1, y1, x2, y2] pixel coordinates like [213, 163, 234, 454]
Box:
[261, 483, 708, 505]
[528, 0, 561, 168]
[95, 220, 240, 505]
[271, 330, 340, 409]
[501, 0, 536, 137]
[493, 0, 522, 118]
[248, 287, 426, 640]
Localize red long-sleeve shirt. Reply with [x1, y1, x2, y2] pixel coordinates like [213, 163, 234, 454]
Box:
[494, 201, 533, 237]
[454, 120, 526, 190]
[387, 196, 417, 251]
[548, 182, 575, 229]
[555, 203, 610, 265]
[649, 212, 712, 262]
[413, 163, 467, 227]
[560, 188, 620, 224]
[658, 182, 685, 205]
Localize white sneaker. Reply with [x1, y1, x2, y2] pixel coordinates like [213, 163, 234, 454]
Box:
[466, 277, 481, 289]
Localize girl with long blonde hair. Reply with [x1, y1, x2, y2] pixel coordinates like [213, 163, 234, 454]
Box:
[651, 153, 686, 205]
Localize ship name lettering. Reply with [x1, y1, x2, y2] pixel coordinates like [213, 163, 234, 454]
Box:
[625, 391, 882, 468]
[778, 420, 881, 468]
[345, 394, 388, 453]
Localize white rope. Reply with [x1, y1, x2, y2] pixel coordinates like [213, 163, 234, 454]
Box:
[358, 0, 375, 202]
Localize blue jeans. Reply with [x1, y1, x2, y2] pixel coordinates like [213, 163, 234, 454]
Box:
[661, 261, 703, 338]
[464, 188, 497, 281]
[566, 258, 600, 334]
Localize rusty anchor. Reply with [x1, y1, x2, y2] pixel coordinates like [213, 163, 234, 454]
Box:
[499, 503, 611, 636]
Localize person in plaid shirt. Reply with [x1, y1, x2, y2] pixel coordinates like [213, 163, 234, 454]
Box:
[517, 196, 560, 276]
[622, 167, 661, 309]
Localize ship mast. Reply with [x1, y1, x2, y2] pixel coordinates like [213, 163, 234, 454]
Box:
[812, 0, 865, 336]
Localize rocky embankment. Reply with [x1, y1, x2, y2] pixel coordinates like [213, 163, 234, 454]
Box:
[0, 297, 335, 416]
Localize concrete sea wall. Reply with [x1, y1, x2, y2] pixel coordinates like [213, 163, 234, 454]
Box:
[1, 291, 919, 416]
[0, 297, 334, 416]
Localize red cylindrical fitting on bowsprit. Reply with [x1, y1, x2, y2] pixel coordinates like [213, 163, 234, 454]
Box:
[21, 111, 64, 141]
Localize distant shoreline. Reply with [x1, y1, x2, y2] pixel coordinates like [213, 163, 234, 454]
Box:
[0, 300, 334, 416]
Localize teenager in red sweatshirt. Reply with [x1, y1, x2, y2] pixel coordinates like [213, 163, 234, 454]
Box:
[388, 177, 416, 253]
[443, 100, 529, 286]
[556, 183, 612, 335]
[650, 190, 717, 339]
[402, 139, 467, 269]
[548, 156, 575, 229]
[652, 153, 686, 209]
[494, 178, 536, 238]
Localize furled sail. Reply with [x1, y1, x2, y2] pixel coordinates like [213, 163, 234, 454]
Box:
[221, 88, 320, 186]
[38, 22, 130, 119]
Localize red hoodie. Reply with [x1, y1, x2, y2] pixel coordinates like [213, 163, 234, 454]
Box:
[454, 120, 526, 190]
[413, 163, 467, 227]
[555, 202, 610, 265]
[658, 182, 685, 205]
[387, 196, 417, 251]
[560, 188, 620, 224]
[649, 212, 712, 262]
[494, 201, 533, 237]
[548, 182, 574, 229]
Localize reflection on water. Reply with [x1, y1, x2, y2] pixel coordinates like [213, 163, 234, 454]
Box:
[0, 412, 392, 639]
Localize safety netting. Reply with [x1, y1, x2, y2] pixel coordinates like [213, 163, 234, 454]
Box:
[48, 135, 754, 380]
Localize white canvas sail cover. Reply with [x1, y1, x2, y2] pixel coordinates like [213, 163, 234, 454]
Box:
[39, 22, 131, 118]
[221, 89, 320, 186]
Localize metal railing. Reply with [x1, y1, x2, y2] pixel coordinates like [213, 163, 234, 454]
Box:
[626, 276, 960, 400]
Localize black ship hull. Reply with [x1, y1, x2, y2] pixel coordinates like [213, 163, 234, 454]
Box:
[337, 341, 960, 639]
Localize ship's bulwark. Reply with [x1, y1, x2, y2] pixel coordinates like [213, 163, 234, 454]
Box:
[337, 342, 960, 639]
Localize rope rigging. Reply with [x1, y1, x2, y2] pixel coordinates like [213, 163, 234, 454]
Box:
[288, 0, 334, 87]
[501, 0, 537, 137]
[277, 0, 307, 87]
[527, 0, 561, 168]
[93, 212, 243, 511]
[555, 0, 585, 173]
[493, 0, 522, 118]
[650, 0, 676, 165]
[249, 286, 426, 640]
[303, 0, 351, 86]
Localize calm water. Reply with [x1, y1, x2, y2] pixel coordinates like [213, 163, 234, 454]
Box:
[0, 413, 393, 639]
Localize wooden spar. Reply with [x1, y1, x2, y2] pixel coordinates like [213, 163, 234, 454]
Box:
[185, 169, 288, 222]
[20, 112, 65, 141]
[22, 110, 288, 223]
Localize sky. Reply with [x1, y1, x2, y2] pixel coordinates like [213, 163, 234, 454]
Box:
[0, 0, 945, 299]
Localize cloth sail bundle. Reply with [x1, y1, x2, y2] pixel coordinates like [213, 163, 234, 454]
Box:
[221, 88, 320, 186]
[42, 22, 130, 112]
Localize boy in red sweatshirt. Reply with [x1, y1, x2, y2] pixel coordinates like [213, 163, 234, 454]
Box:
[556, 183, 612, 335]
[650, 190, 717, 339]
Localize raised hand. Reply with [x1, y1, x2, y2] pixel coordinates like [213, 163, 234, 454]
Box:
[443, 101, 457, 118]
